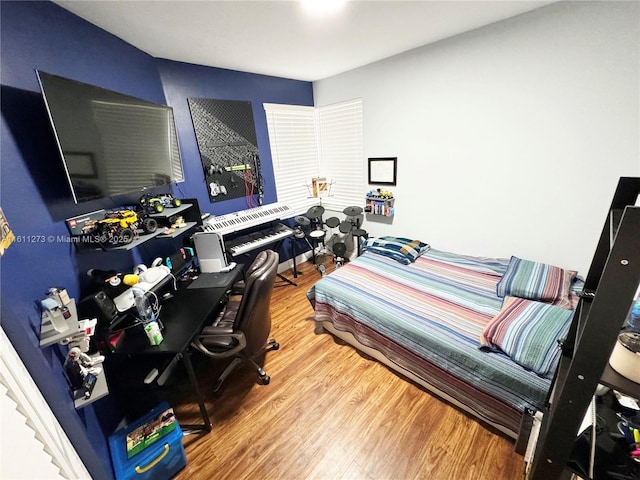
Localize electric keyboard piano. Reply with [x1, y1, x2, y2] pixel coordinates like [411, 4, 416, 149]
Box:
[225, 223, 293, 256]
[203, 201, 294, 255]
[203, 202, 298, 283]
[204, 202, 293, 235]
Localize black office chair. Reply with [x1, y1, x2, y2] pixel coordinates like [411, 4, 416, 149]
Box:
[191, 250, 280, 392]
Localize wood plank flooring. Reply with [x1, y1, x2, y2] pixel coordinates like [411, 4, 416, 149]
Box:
[169, 257, 526, 480]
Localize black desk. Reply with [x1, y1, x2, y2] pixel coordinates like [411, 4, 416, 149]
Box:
[110, 266, 240, 434]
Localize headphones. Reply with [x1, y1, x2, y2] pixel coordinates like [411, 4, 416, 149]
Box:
[151, 257, 163, 267]
[134, 257, 163, 274]
[134, 264, 147, 275]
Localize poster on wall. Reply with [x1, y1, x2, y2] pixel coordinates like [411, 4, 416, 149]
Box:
[188, 99, 263, 204]
[0, 208, 15, 255]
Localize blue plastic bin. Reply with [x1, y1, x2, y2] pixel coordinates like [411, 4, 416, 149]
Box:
[109, 402, 186, 480]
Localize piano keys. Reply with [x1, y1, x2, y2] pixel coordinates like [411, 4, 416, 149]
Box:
[204, 202, 293, 235]
[225, 222, 293, 256]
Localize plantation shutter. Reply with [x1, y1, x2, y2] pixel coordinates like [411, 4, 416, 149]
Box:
[1, 327, 91, 479]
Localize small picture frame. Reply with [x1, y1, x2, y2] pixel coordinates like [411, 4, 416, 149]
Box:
[368, 157, 397, 186]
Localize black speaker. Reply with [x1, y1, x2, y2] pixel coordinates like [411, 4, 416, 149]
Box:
[93, 290, 118, 323]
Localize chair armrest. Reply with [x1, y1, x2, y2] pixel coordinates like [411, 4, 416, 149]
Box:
[229, 280, 246, 295]
[191, 331, 246, 358]
[201, 325, 234, 335]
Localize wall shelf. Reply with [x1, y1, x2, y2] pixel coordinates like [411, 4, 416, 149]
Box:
[39, 301, 110, 408]
[147, 202, 193, 220]
[73, 202, 201, 251]
[365, 196, 394, 217]
[39, 300, 80, 347]
[112, 203, 197, 250]
[72, 356, 109, 409]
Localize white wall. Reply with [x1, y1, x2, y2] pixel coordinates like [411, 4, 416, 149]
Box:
[313, 1, 639, 275]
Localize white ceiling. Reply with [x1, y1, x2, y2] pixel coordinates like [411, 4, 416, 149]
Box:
[54, 0, 556, 82]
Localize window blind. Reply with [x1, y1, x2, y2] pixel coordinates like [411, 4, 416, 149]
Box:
[264, 104, 319, 215]
[317, 99, 363, 212]
[264, 99, 364, 215]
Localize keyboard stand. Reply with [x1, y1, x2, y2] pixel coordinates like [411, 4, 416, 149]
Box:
[271, 236, 298, 287]
[277, 273, 297, 287]
[228, 236, 298, 287]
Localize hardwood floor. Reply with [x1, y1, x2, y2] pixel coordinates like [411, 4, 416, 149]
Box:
[169, 256, 526, 480]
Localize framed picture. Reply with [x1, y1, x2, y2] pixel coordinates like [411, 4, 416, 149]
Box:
[368, 157, 397, 186]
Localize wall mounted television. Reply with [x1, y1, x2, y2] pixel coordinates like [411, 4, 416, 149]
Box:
[36, 70, 185, 203]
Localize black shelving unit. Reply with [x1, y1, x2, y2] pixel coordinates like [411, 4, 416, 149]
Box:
[112, 202, 199, 250]
[72, 199, 202, 252]
[527, 177, 640, 480]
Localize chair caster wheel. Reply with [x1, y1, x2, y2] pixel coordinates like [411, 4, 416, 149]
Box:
[259, 375, 270, 385]
[272, 342, 280, 351]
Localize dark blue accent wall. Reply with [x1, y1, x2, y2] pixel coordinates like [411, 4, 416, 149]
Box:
[1, 2, 313, 478]
[157, 59, 313, 216]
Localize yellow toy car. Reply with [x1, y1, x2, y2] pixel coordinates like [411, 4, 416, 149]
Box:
[83, 209, 157, 246]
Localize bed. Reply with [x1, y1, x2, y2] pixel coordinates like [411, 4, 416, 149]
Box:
[307, 239, 579, 441]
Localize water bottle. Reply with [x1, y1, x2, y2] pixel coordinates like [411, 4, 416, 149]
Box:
[133, 288, 155, 323]
[133, 288, 163, 345]
[625, 299, 640, 331]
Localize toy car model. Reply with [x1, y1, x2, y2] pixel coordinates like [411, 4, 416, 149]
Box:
[83, 209, 157, 246]
[139, 194, 181, 214]
[82, 217, 134, 246]
[104, 209, 158, 234]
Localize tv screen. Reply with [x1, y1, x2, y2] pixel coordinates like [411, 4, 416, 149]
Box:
[36, 70, 184, 203]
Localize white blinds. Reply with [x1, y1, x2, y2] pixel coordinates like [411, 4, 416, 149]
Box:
[264, 104, 319, 215]
[264, 99, 363, 215]
[317, 99, 363, 211]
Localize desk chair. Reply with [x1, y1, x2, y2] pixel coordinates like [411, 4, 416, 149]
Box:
[228, 249, 268, 295]
[191, 250, 280, 392]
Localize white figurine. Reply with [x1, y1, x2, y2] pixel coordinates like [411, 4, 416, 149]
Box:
[67, 347, 104, 377]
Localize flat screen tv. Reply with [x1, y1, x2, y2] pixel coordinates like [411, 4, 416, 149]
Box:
[36, 70, 184, 203]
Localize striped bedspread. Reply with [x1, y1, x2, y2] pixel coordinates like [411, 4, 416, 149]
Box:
[307, 248, 551, 435]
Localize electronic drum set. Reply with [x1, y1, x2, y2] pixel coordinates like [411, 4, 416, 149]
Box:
[293, 204, 368, 271]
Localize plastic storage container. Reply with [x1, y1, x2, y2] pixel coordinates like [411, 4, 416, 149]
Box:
[109, 402, 186, 480]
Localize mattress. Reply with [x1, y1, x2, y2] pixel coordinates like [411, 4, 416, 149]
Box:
[307, 248, 552, 437]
